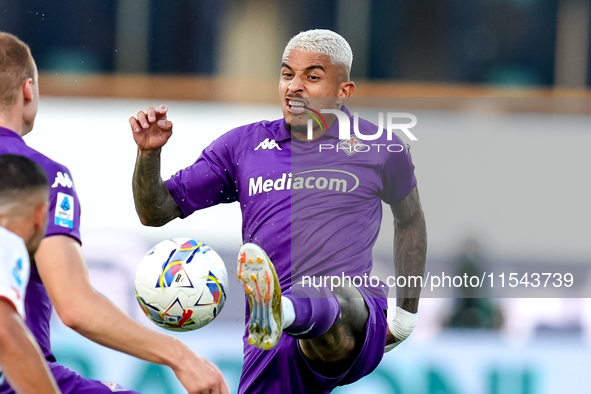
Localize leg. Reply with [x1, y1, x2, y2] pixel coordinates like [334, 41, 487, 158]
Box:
[237, 244, 387, 387]
[237, 244, 368, 360]
[236, 243, 361, 357]
[298, 285, 369, 377]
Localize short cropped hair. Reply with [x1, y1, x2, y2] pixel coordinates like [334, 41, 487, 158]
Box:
[0, 32, 36, 110]
[0, 155, 48, 206]
[282, 29, 353, 79]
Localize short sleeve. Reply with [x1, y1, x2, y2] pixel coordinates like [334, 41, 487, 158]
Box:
[379, 138, 417, 205]
[45, 166, 82, 244]
[0, 229, 30, 318]
[166, 132, 239, 218]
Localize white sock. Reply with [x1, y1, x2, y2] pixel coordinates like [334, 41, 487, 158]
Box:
[281, 296, 296, 329]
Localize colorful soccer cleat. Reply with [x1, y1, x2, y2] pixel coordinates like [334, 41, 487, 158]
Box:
[237, 243, 283, 350]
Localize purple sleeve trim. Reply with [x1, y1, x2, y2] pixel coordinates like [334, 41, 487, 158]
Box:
[165, 177, 192, 219]
[43, 232, 82, 246]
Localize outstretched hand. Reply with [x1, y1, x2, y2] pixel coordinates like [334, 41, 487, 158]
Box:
[129, 104, 173, 153]
[172, 349, 229, 394]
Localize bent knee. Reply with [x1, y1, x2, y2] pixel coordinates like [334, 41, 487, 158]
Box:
[299, 328, 357, 363]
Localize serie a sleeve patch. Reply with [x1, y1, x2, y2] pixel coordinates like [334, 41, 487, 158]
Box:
[54, 192, 75, 229]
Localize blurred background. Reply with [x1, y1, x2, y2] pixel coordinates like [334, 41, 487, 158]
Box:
[2, 0, 591, 88]
[2, 1, 591, 393]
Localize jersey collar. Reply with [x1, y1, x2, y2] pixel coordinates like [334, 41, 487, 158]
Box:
[0, 127, 25, 143]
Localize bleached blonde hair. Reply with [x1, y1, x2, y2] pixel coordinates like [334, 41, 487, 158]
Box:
[282, 29, 353, 79]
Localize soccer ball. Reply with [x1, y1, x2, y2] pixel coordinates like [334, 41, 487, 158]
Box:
[134, 238, 228, 331]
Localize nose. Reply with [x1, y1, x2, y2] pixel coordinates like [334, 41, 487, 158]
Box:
[288, 74, 304, 94]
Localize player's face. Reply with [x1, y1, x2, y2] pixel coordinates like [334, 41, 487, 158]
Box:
[279, 50, 353, 133]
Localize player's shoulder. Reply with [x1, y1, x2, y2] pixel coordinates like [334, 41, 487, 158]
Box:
[33, 150, 72, 184]
[12, 146, 80, 233]
[224, 118, 283, 140]
[212, 118, 285, 153]
[355, 116, 406, 144]
[352, 115, 414, 171]
[9, 144, 74, 188]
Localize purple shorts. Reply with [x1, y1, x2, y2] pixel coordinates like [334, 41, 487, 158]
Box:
[238, 295, 388, 394]
[0, 362, 140, 394]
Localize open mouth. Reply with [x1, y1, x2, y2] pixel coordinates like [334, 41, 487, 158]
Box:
[286, 98, 308, 114]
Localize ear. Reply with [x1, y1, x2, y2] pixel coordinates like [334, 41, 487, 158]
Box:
[22, 78, 34, 104]
[33, 201, 48, 234]
[336, 81, 355, 105]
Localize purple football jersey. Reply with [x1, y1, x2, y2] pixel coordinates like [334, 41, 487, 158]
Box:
[1, 128, 140, 394]
[166, 105, 416, 392]
[166, 105, 416, 292]
[0, 127, 82, 363]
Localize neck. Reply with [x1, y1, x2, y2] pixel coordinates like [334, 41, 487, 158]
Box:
[0, 108, 26, 136]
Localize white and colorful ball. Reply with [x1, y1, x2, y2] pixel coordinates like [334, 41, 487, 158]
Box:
[135, 238, 228, 331]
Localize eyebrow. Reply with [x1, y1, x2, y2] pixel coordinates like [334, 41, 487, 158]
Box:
[280, 63, 326, 73]
[305, 65, 325, 72]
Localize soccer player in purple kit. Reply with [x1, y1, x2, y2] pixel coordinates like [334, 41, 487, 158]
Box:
[0, 32, 228, 394]
[0, 155, 61, 394]
[130, 29, 427, 393]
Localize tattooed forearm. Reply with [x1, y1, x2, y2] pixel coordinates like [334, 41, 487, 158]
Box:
[132, 150, 181, 226]
[392, 187, 427, 313]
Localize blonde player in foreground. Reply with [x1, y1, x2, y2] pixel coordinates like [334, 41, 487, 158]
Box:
[130, 29, 426, 393]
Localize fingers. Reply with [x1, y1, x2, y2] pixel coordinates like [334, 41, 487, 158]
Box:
[136, 104, 167, 127]
[130, 105, 173, 152]
[147, 107, 157, 122]
[128, 116, 141, 133]
[157, 119, 173, 131]
[131, 106, 171, 132]
[150, 104, 168, 124]
[137, 111, 149, 128]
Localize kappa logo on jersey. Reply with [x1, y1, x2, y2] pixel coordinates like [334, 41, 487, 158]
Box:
[51, 171, 73, 188]
[255, 138, 282, 151]
[55, 192, 75, 229]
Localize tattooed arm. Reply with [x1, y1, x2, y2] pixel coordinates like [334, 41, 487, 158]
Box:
[132, 150, 182, 226]
[129, 104, 182, 227]
[391, 186, 427, 313]
[384, 186, 426, 348]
